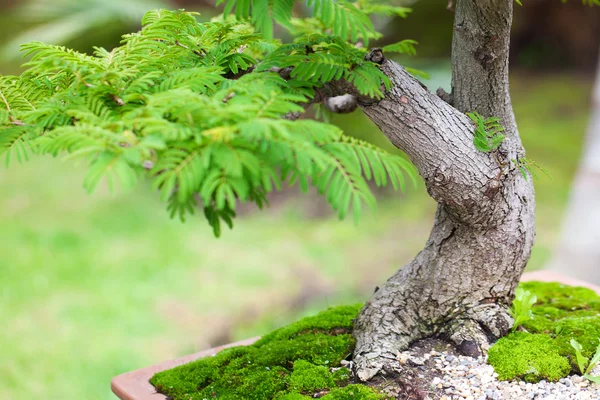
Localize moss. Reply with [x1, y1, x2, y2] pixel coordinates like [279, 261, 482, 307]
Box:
[276, 394, 311, 400]
[289, 360, 350, 393]
[150, 304, 386, 400]
[488, 332, 571, 382]
[490, 281, 600, 382]
[235, 367, 290, 399]
[289, 360, 334, 392]
[524, 306, 599, 334]
[321, 385, 388, 399]
[554, 315, 600, 360]
[254, 305, 361, 346]
[518, 282, 600, 360]
[519, 281, 600, 311]
[152, 281, 600, 397]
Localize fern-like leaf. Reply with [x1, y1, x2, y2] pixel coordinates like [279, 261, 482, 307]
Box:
[0, 8, 418, 236]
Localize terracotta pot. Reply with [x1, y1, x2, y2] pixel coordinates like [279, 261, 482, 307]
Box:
[111, 271, 600, 400]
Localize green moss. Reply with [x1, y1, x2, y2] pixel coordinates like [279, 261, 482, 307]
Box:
[236, 367, 290, 399]
[490, 281, 600, 382]
[524, 306, 599, 334]
[554, 316, 600, 360]
[518, 282, 600, 360]
[289, 360, 351, 393]
[519, 281, 600, 311]
[488, 332, 571, 382]
[276, 394, 311, 400]
[289, 360, 334, 392]
[321, 385, 388, 399]
[153, 281, 600, 397]
[254, 305, 361, 346]
[150, 304, 386, 400]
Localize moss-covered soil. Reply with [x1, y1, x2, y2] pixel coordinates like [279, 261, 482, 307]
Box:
[488, 281, 600, 382]
[150, 304, 389, 399]
[150, 282, 600, 399]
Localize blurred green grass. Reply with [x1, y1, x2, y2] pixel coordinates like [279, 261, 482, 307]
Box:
[0, 72, 592, 400]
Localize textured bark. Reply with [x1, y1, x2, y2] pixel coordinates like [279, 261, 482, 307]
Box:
[548, 54, 600, 283]
[351, 0, 536, 381]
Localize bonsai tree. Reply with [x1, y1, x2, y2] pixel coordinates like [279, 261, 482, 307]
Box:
[1, 0, 593, 382]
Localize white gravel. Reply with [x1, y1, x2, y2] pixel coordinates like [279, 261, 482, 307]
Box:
[398, 350, 600, 400]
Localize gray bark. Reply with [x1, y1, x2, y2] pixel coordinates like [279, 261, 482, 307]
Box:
[547, 54, 600, 283]
[351, 0, 536, 381]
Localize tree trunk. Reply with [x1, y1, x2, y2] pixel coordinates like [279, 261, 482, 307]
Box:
[547, 54, 600, 283]
[351, 0, 536, 381]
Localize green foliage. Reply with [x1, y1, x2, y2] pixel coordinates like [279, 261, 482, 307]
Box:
[0, 0, 168, 61]
[217, 0, 412, 44]
[570, 339, 600, 383]
[512, 157, 552, 180]
[466, 112, 550, 181]
[149, 304, 387, 399]
[588, 344, 600, 374]
[568, 0, 600, 5]
[510, 287, 537, 332]
[570, 338, 589, 374]
[517, 283, 600, 372]
[466, 111, 505, 153]
[0, 8, 417, 236]
[382, 40, 418, 56]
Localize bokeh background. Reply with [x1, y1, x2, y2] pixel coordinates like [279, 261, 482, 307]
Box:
[1, 1, 599, 399]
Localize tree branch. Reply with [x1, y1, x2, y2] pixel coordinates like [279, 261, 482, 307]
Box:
[269, 41, 525, 225]
[451, 0, 518, 138]
[448, 0, 533, 210]
[344, 1, 534, 225]
[357, 60, 501, 223]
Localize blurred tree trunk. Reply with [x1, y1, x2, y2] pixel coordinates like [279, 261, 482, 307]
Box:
[385, 0, 600, 72]
[548, 54, 600, 283]
[511, 0, 600, 72]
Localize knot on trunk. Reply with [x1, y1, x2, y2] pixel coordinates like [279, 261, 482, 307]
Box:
[325, 94, 358, 114]
[475, 46, 498, 70]
[365, 48, 385, 64]
[436, 87, 453, 105]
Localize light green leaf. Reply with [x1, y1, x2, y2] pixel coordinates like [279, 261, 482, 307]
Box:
[586, 340, 600, 374]
[570, 338, 589, 375]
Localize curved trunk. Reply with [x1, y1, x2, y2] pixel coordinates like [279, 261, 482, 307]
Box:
[547, 54, 600, 283]
[351, 0, 536, 381]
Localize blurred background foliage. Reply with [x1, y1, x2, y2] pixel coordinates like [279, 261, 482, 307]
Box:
[0, 1, 598, 399]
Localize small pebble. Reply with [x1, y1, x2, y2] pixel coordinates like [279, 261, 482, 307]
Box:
[391, 349, 600, 400]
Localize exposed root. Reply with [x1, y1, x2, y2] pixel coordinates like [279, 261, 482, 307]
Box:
[444, 304, 514, 358]
[359, 338, 461, 400]
[353, 302, 514, 382]
[445, 319, 490, 358]
[354, 348, 403, 382]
